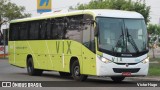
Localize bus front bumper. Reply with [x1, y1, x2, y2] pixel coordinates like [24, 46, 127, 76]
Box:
[96, 56, 149, 77]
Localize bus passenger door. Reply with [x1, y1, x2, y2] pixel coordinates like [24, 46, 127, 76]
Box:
[82, 18, 96, 75]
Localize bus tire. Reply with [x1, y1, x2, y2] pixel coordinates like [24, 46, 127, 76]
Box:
[111, 76, 125, 82]
[71, 60, 88, 81]
[27, 57, 43, 76]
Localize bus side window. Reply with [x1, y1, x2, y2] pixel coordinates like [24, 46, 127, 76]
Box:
[29, 22, 39, 40]
[20, 23, 28, 40]
[9, 24, 14, 41]
[10, 24, 20, 41]
[51, 19, 58, 39]
[40, 20, 47, 40]
[46, 19, 51, 39]
[58, 18, 65, 39]
[29, 22, 35, 40]
[51, 18, 64, 39]
[65, 15, 83, 42]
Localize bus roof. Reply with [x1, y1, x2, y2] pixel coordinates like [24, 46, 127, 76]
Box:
[10, 9, 144, 23]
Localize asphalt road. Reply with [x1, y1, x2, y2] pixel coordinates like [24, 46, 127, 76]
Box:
[0, 59, 160, 90]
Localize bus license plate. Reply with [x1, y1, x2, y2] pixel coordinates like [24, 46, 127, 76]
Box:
[122, 72, 131, 76]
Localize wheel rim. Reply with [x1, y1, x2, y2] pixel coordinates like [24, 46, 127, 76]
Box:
[74, 66, 80, 77]
[27, 61, 32, 73]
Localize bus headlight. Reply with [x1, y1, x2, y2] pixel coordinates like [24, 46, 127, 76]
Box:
[100, 57, 110, 63]
[141, 57, 149, 64]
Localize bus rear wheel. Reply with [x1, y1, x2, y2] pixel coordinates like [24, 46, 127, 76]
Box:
[71, 60, 88, 81]
[27, 57, 43, 76]
[111, 76, 125, 82]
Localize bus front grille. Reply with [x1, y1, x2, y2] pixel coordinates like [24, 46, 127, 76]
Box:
[115, 63, 138, 65]
[113, 68, 140, 73]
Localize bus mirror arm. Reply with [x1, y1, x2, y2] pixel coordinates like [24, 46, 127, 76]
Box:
[82, 19, 98, 36]
[91, 20, 96, 25]
[84, 19, 96, 25]
[79, 19, 99, 37]
[94, 21, 99, 37]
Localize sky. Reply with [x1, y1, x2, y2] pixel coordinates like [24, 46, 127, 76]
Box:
[9, 0, 91, 16]
[7, 0, 160, 24]
[140, 0, 160, 24]
[8, 0, 160, 24]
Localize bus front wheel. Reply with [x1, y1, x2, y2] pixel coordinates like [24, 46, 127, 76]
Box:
[111, 76, 125, 82]
[27, 57, 43, 76]
[71, 60, 88, 81]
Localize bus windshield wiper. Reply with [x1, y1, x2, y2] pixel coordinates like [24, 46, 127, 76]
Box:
[114, 26, 125, 52]
[126, 28, 139, 53]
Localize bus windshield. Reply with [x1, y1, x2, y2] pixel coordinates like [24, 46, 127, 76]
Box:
[97, 17, 148, 55]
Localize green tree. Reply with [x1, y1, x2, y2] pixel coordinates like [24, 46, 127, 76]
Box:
[0, 0, 31, 30]
[147, 24, 160, 58]
[148, 24, 160, 35]
[75, 0, 150, 24]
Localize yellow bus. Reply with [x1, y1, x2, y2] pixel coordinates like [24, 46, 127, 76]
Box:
[9, 9, 149, 82]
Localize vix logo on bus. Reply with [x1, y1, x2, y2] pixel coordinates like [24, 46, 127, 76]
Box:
[37, 0, 52, 13]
